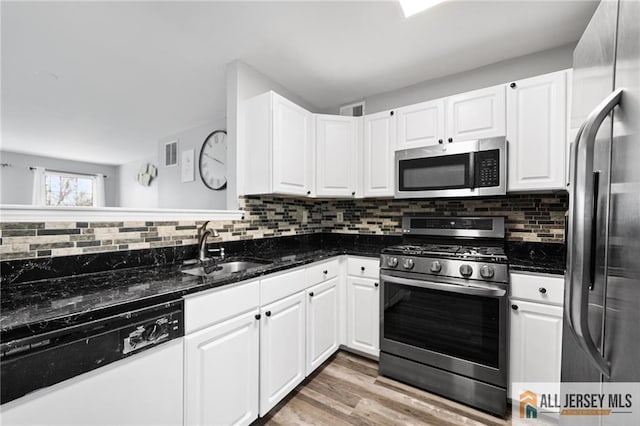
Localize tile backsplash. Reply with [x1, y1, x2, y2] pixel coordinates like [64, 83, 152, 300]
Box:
[0, 193, 567, 260]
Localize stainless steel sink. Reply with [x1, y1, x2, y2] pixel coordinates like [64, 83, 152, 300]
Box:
[182, 259, 271, 278]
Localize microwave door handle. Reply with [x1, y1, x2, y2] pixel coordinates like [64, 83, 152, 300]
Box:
[567, 88, 622, 379]
[469, 152, 476, 189]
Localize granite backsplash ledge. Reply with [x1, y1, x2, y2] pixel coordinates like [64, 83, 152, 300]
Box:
[0, 193, 567, 261]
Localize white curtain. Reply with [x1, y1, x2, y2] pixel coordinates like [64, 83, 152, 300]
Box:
[93, 174, 106, 207]
[31, 167, 46, 206]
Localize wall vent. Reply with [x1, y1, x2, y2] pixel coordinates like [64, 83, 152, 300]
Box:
[164, 140, 178, 167]
[339, 101, 365, 117]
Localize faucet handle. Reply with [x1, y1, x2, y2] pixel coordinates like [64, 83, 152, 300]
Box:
[208, 247, 225, 257]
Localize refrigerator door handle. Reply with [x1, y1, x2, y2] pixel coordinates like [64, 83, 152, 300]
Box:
[566, 88, 622, 378]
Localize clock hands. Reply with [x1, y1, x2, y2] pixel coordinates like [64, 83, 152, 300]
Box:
[203, 152, 224, 165]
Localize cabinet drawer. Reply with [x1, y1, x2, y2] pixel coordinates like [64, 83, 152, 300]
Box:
[306, 259, 339, 286]
[347, 257, 379, 279]
[185, 280, 260, 334]
[261, 268, 307, 306]
[510, 272, 564, 305]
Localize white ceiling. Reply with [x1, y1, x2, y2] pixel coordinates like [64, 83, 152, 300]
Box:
[1, 0, 598, 165]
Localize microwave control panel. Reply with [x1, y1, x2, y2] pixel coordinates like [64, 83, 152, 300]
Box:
[476, 150, 500, 187]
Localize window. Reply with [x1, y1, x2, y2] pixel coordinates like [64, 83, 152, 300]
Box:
[44, 172, 95, 207]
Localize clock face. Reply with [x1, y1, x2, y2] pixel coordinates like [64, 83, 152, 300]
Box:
[199, 130, 227, 190]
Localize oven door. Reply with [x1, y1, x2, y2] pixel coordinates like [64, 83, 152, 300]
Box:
[380, 272, 508, 387]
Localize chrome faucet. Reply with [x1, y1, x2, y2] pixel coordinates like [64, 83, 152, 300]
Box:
[198, 221, 224, 263]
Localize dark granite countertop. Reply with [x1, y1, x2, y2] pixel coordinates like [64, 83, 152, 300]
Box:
[1, 233, 565, 342]
[1, 234, 392, 341]
[506, 241, 566, 276]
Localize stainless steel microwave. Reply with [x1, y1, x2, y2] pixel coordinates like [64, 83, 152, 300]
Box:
[395, 137, 507, 199]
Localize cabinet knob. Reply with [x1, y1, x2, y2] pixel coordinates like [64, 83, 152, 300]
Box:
[265, 311, 271, 317]
[309, 292, 314, 297]
[538, 287, 547, 294]
[352, 191, 355, 196]
[255, 314, 261, 320]
[323, 270, 328, 274]
[448, 137, 453, 143]
[390, 111, 394, 116]
[511, 304, 519, 311]
[306, 190, 311, 195]
[438, 139, 443, 144]
[361, 266, 365, 271]
[510, 82, 517, 89]
[374, 282, 379, 287]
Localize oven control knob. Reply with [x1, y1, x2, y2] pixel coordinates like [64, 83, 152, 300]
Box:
[387, 257, 398, 268]
[402, 258, 415, 270]
[430, 261, 442, 273]
[480, 265, 495, 279]
[459, 264, 473, 278]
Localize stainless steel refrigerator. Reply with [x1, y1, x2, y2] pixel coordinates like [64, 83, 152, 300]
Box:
[562, 0, 640, 396]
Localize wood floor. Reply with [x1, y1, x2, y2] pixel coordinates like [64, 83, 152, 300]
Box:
[254, 351, 512, 426]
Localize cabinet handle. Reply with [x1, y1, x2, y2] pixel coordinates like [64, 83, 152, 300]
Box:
[374, 282, 379, 287]
[539, 287, 547, 294]
[255, 314, 261, 320]
[323, 270, 328, 274]
[361, 266, 365, 271]
[448, 137, 453, 143]
[510, 82, 517, 89]
[511, 304, 519, 311]
[309, 292, 314, 297]
[438, 139, 443, 144]
[265, 311, 271, 317]
[390, 111, 394, 116]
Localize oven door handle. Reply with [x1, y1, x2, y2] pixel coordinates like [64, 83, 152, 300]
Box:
[380, 274, 506, 297]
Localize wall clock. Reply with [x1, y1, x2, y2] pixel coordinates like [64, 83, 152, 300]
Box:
[198, 130, 227, 190]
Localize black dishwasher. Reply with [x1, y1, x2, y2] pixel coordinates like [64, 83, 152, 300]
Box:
[1, 299, 184, 404]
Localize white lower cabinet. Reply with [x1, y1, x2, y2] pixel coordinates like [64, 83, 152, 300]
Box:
[259, 291, 307, 416]
[306, 276, 340, 374]
[509, 273, 564, 401]
[184, 309, 260, 426]
[346, 276, 380, 357]
[1, 341, 184, 426]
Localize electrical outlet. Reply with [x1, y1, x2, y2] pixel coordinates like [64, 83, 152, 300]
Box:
[336, 212, 344, 223]
[302, 210, 308, 224]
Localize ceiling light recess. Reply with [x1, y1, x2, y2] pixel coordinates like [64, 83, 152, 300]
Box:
[399, 0, 448, 18]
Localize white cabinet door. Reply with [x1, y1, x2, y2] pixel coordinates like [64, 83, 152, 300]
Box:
[315, 114, 358, 197]
[363, 110, 396, 197]
[306, 276, 340, 374]
[272, 93, 313, 196]
[260, 291, 306, 416]
[507, 70, 568, 191]
[509, 299, 563, 400]
[1, 341, 183, 426]
[184, 310, 260, 426]
[347, 277, 380, 357]
[396, 98, 446, 149]
[446, 85, 506, 142]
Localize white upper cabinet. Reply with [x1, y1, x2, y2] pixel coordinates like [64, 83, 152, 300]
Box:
[396, 98, 446, 149]
[363, 110, 396, 197]
[243, 91, 313, 197]
[507, 70, 568, 191]
[315, 114, 359, 197]
[446, 85, 506, 142]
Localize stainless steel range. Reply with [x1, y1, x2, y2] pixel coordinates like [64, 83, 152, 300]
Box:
[379, 216, 508, 416]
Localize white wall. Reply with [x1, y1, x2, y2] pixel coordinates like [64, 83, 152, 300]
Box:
[0, 151, 119, 206]
[117, 155, 159, 208]
[226, 60, 318, 209]
[323, 43, 576, 114]
[157, 119, 227, 210]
